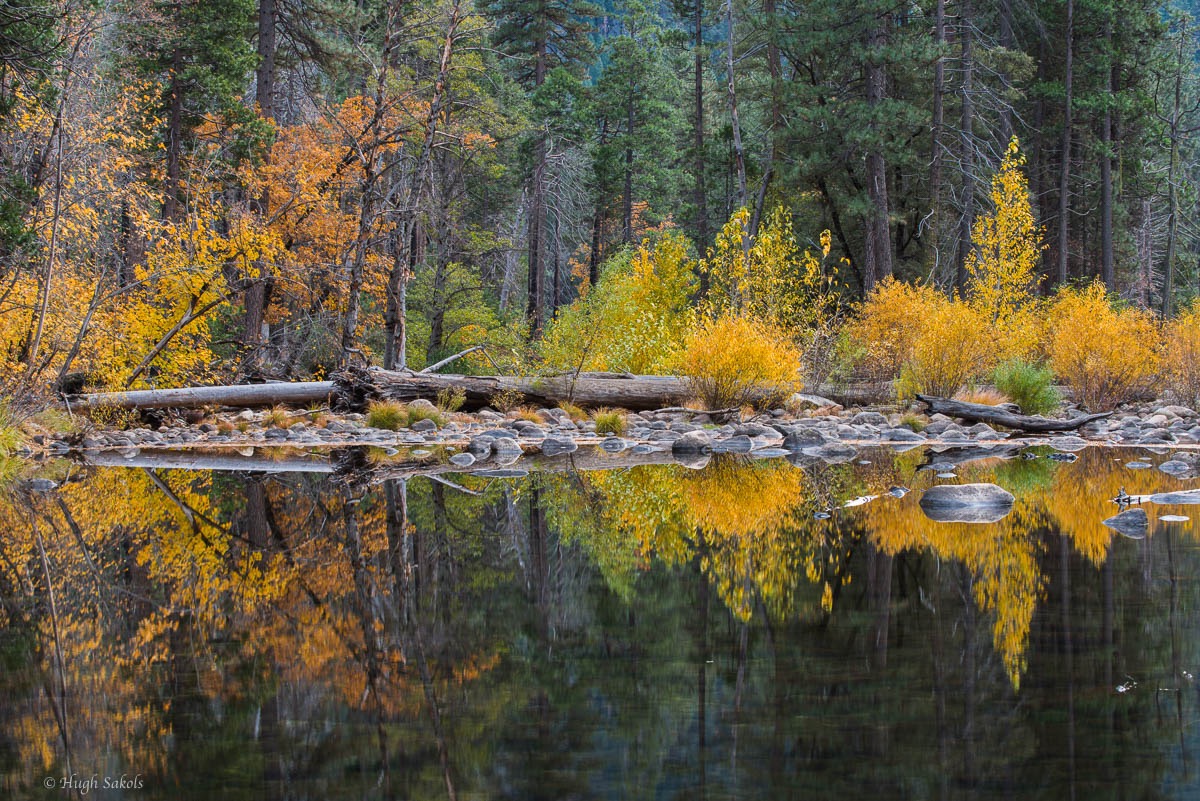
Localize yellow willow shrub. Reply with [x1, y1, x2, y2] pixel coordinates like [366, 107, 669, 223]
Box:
[682, 314, 803, 409]
[896, 299, 993, 399]
[701, 208, 849, 383]
[963, 137, 1046, 363]
[1048, 281, 1160, 410]
[844, 277, 946, 384]
[540, 231, 695, 374]
[1163, 299, 1200, 407]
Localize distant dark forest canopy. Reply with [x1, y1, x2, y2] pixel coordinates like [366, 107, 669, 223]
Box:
[2, 0, 1200, 392]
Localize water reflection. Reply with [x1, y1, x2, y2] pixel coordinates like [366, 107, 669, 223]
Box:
[0, 447, 1197, 799]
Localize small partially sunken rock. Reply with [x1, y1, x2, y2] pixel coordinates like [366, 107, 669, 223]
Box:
[1102, 508, 1148, 539]
[919, 483, 1015, 524]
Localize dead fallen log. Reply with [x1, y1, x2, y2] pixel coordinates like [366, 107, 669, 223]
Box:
[330, 366, 694, 411]
[917, 394, 1112, 432]
[68, 381, 335, 411]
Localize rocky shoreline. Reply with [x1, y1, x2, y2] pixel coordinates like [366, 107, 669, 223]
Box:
[24, 398, 1200, 475]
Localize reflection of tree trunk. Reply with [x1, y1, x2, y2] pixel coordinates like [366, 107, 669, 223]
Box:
[1061, 534, 1076, 801]
[1164, 525, 1188, 769]
[385, 480, 459, 801]
[344, 497, 390, 790]
[868, 542, 891, 670]
[961, 569, 976, 786]
[1102, 553, 1114, 787]
[529, 488, 548, 620]
[929, 556, 949, 801]
[695, 540, 709, 801]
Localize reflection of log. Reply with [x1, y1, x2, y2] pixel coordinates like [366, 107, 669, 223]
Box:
[81, 448, 338, 473]
[916, 395, 1112, 432]
[80, 444, 747, 480]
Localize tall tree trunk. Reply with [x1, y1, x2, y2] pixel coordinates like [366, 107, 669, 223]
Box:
[1057, 0, 1074, 285]
[527, 33, 549, 336]
[931, 0, 946, 286]
[724, 0, 748, 211]
[999, 0, 1013, 141]
[954, 0, 974, 291]
[748, 0, 782, 240]
[622, 93, 634, 243]
[863, 12, 892, 291]
[1163, 23, 1185, 317]
[384, 0, 464, 368]
[692, 0, 708, 249]
[1100, 13, 1114, 286]
[243, 0, 278, 367]
[164, 50, 184, 222]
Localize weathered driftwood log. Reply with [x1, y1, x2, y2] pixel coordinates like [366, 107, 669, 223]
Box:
[916, 394, 1112, 433]
[68, 381, 335, 410]
[330, 366, 694, 411]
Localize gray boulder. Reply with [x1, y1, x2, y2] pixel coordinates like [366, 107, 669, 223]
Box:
[672, 429, 713, 454]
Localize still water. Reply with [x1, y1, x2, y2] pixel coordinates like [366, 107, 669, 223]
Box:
[1, 445, 1198, 799]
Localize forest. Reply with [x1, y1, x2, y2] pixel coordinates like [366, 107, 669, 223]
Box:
[5, 0, 1200, 420]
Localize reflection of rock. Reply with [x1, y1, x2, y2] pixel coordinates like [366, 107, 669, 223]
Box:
[674, 452, 711, 470]
[1149, 489, 1200, 504]
[1049, 435, 1088, 452]
[1102, 508, 1148, 539]
[1157, 460, 1192, 477]
[919, 483, 1015, 524]
[804, 442, 858, 464]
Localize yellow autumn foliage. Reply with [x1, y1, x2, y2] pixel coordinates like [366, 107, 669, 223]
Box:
[540, 232, 696, 374]
[1047, 281, 1161, 410]
[681, 314, 803, 409]
[844, 277, 944, 384]
[963, 137, 1046, 364]
[1163, 298, 1200, 407]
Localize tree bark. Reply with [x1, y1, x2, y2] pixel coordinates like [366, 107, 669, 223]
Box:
[1100, 11, 1114, 286]
[1057, 0, 1074, 285]
[954, 0, 974, 292]
[863, 12, 893, 291]
[692, 0, 708, 250]
[931, 0, 946, 286]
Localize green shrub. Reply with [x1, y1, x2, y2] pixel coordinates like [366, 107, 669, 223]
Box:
[992, 358, 1061, 415]
[436, 387, 467, 413]
[592, 408, 626, 436]
[406, 403, 445, 427]
[366, 400, 409, 430]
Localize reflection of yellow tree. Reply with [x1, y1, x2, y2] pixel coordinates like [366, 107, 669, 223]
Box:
[551, 457, 824, 620]
[860, 461, 1046, 688]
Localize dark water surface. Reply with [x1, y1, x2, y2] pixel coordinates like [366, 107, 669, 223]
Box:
[2, 445, 1199, 799]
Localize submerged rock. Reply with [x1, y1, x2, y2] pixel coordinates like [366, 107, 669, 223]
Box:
[919, 483, 1015, 524]
[1102, 508, 1149, 539]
